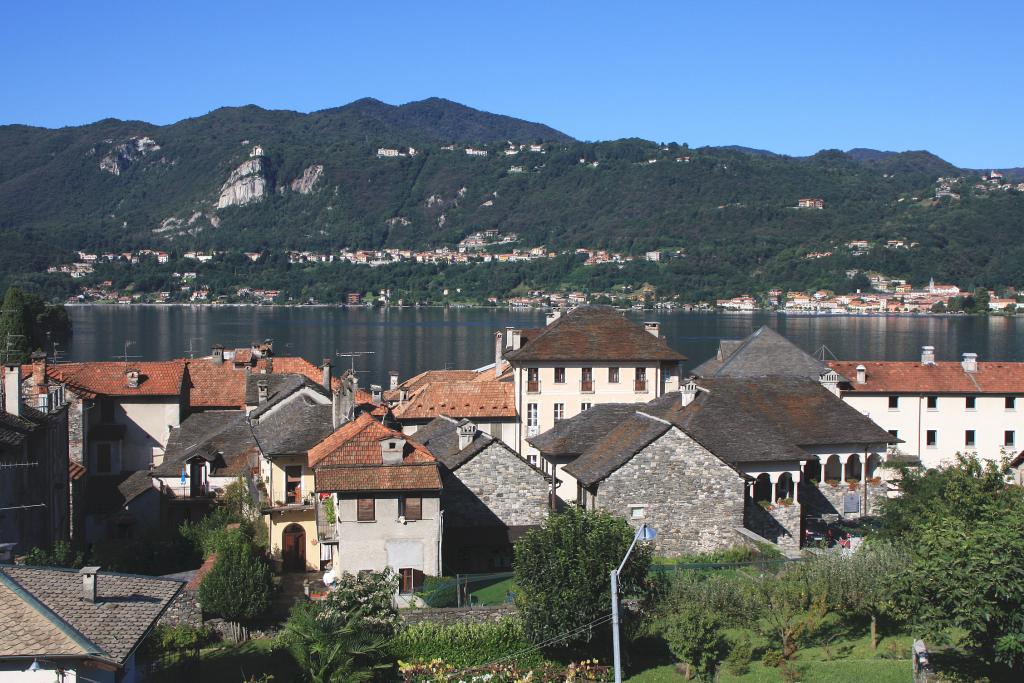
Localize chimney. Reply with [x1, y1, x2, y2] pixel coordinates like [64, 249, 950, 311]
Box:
[856, 364, 867, 385]
[961, 352, 978, 373]
[211, 344, 224, 364]
[504, 326, 515, 350]
[389, 370, 399, 391]
[457, 420, 476, 450]
[921, 346, 935, 366]
[399, 387, 408, 403]
[322, 359, 332, 392]
[370, 384, 382, 405]
[680, 380, 698, 407]
[511, 329, 522, 350]
[80, 566, 100, 603]
[3, 363, 21, 417]
[381, 436, 406, 465]
[250, 342, 261, 360]
[31, 350, 47, 387]
[257, 379, 269, 404]
[545, 310, 561, 326]
[494, 331, 503, 377]
[124, 368, 140, 389]
[644, 321, 660, 337]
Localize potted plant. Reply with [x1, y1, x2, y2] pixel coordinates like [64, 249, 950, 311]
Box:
[825, 479, 840, 487]
[846, 479, 860, 490]
[758, 500, 774, 511]
[777, 497, 794, 506]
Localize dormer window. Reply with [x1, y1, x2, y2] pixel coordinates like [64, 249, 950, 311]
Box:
[381, 437, 406, 465]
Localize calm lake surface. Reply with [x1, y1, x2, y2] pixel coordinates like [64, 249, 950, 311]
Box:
[65, 306, 1024, 387]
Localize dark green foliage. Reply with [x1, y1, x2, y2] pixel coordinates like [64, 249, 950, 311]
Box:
[22, 541, 84, 568]
[513, 507, 653, 647]
[282, 600, 388, 683]
[3, 101, 1024, 303]
[197, 531, 273, 625]
[388, 619, 543, 668]
[90, 527, 201, 575]
[415, 575, 457, 607]
[723, 634, 753, 676]
[0, 287, 31, 363]
[661, 606, 724, 679]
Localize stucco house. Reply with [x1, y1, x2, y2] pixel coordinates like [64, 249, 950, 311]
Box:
[387, 368, 517, 442]
[413, 415, 549, 572]
[0, 565, 183, 683]
[502, 306, 686, 498]
[310, 413, 442, 604]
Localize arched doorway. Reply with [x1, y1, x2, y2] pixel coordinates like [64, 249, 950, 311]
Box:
[824, 455, 842, 482]
[866, 453, 882, 480]
[803, 458, 821, 484]
[775, 472, 794, 502]
[845, 454, 862, 483]
[282, 524, 306, 572]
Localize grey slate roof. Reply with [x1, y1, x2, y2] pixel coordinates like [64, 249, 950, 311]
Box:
[504, 305, 686, 363]
[414, 416, 496, 470]
[252, 393, 334, 457]
[560, 376, 898, 488]
[691, 326, 837, 380]
[0, 405, 48, 448]
[526, 403, 640, 455]
[117, 470, 155, 504]
[0, 565, 183, 665]
[246, 373, 328, 417]
[154, 411, 257, 477]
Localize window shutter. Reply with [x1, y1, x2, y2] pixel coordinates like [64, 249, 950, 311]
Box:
[413, 569, 425, 592]
[405, 497, 422, 521]
[357, 498, 375, 521]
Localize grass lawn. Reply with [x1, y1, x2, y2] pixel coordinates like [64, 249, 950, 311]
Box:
[469, 576, 516, 605]
[199, 638, 299, 682]
[625, 627, 913, 683]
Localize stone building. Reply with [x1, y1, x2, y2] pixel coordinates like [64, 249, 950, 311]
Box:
[413, 415, 549, 572]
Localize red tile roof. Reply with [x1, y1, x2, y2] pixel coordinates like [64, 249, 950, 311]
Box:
[185, 553, 217, 591]
[392, 381, 516, 420]
[310, 414, 440, 492]
[827, 361, 1024, 394]
[186, 360, 248, 408]
[45, 361, 186, 398]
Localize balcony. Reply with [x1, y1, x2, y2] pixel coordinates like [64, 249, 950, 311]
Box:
[580, 379, 594, 394]
[634, 379, 648, 393]
[527, 379, 541, 393]
[160, 481, 216, 500]
[316, 497, 337, 542]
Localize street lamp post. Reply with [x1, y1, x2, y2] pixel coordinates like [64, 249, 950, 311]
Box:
[611, 523, 656, 683]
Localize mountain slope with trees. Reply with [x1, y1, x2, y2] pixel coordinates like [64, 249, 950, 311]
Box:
[2, 97, 1023, 302]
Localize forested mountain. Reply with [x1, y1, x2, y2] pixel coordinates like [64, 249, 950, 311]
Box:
[2, 97, 1023, 302]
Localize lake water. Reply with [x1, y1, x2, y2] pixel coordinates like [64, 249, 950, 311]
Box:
[64, 306, 1024, 387]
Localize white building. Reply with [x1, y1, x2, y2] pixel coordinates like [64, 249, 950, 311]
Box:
[829, 348, 1024, 468]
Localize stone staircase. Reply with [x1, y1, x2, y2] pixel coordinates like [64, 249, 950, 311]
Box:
[269, 572, 320, 621]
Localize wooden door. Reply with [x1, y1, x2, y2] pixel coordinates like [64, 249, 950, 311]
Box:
[282, 524, 306, 572]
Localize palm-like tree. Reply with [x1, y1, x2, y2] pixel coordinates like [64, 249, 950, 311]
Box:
[283, 602, 388, 683]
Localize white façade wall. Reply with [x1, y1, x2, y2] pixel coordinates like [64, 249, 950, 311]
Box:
[332, 495, 441, 581]
[842, 393, 1024, 469]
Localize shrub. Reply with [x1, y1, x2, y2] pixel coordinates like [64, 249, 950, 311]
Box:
[723, 634, 753, 675]
[389, 618, 543, 668]
[662, 606, 723, 679]
[197, 531, 273, 640]
[416, 575, 457, 607]
[397, 659, 611, 683]
[761, 648, 784, 668]
[22, 541, 84, 568]
[150, 624, 218, 651]
[318, 569, 400, 637]
[283, 600, 388, 683]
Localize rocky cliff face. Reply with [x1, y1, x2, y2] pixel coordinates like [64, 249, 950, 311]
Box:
[217, 158, 267, 208]
[98, 136, 161, 175]
[289, 164, 323, 194]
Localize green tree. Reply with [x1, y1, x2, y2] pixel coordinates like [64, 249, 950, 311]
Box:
[22, 541, 84, 568]
[753, 567, 828, 661]
[662, 606, 723, 680]
[0, 287, 31, 364]
[197, 531, 273, 641]
[513, 507, 653, 647]
[282, 601, 387, 683]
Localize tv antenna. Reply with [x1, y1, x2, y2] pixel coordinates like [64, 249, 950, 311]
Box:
[115, 340, 141, 365]
[185, 337, 203, 359]
[335, 351, 375, 374]
[814, 344, 839, 361]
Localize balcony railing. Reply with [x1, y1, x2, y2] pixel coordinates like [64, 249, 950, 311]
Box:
[527, 380, 540, 393]
[580, 379, 594, 393]
[634, 379, 648, 393]
[160, 481, 215, 500]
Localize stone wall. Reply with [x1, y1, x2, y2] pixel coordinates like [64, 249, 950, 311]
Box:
[744, 498, 800, 550]
[594, 428, 746, 556]
[802, 480, 886, 520]
[400, 604, 517, 626]
[157, 588, 202, 628]
[442, 442, 548, 528]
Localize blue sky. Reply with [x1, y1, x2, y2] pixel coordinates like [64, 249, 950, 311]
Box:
[2, 1, 1021, 167]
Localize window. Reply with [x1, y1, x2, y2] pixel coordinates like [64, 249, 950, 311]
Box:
[965, 430, 975, 447]
[1005, 430, 1016, 447]
[926, 430, 937, 447]
[634, 367, 647, 392]
[888, 429, 899, 439]
[608, 367, 619, 383]
[400, 568, 425, 595]
[526, 367, 539, 393]
[554, 367, 566, 384]
[285, 465, 302, 504]
[888, 396, 899, 409]
[629, 505, 646, 519]
[927, 396, 938, 410]
[526, 403, 538, 428]
[581, 367, 593, 393]
[95, 443, 112, 473]
[357, 498, 375, 522]
[553, 403, 564, 422]
[98, 397, 115, 422]
[581, 402, 592, 412]
[1007, 397, 1017, 410]
[966, 396, 976, 410]
[400, 497, 422, 521]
